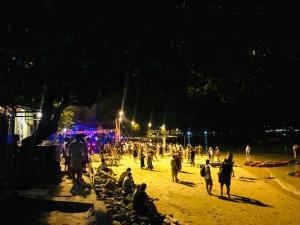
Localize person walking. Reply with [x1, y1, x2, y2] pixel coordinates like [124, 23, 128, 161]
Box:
[69, 134, 86, 185]
[218, 158, 233, 198]
[204, 159, 213, 195]
[140, 150, 145, 169]
[245, 144, 251, 161]
[190, 148, 195, 167]
[215, 146, 221, 162]
[292, 144, 298, 159]
[171, 155, 179, 182]
[208, 147, 214, 161]
[147, 150, 154, 170]
[199, 145, 204, 158]
[227, 150, 235, 177]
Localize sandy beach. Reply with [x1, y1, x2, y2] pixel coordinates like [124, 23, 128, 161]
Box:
[92, 153, 300, 225]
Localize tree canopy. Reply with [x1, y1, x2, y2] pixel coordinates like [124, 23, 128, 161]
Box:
[1, 0, 299, 130]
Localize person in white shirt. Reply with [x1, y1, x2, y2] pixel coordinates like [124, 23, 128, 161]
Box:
[245, 144, 251, 161]
[122, 172, 135, 195]
[204, 159, 213, 195]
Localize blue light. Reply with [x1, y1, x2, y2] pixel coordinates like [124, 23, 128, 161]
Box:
[204, 131, 208, 135]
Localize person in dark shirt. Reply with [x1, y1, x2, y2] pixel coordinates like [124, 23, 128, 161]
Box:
[140, 150, 145, 169]
[218, 158, 233, 198]
[190, 148, 195, 167]
[118, 167, 131, 186]
[226, 150, 235, 177]
[133, 183, 149, 216]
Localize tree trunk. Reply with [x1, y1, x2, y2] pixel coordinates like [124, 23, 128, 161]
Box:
[15, 93, 68, 186]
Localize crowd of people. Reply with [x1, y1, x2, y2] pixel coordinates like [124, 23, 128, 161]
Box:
[119, 141, 237, 198]
[51, 135, 299, 203]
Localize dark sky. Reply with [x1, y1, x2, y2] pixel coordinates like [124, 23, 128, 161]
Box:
[120, 74, 300, 133]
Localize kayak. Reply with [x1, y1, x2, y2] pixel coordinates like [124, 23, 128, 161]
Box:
[288, 159, 300, 164]
[287, 171, 300, 177]
[256, 161, 289, 167]
[244, 160, 289, 167]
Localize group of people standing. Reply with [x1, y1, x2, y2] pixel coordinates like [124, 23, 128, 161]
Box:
[202, 150, 234, 197]
[61, 134, 89, 185]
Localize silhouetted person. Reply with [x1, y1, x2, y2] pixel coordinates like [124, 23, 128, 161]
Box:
[13, 134, 20, 173]
[171, 155, 179, 182]
[140, 150, 145, 168]
[133, 183, 148, 216]
[69, 134, 85, 185]
[190, 148, 195, 167]
[218, 158, 233, 198]
[133, 183, 158, 218]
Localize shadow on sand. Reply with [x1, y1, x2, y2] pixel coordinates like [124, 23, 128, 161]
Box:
[218, 194, 271, 207]
[70, 182, 92, 197]
[177, 180, 196, 187]
[180, 171, 194, 174]
[237, 179, 255, 183]
[238, 177, 258, 180]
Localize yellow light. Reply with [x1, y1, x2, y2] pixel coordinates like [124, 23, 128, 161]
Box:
[118, 110, 124, 116]
[148, 123, 152, 127]
[131, 121, 135, 126]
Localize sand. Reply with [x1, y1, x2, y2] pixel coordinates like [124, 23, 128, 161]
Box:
[92, 154, 300, 225]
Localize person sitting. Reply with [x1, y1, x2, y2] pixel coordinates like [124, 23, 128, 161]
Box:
[118, 167, 131, 186]
[99, 158, 116, 176]
[122, 172, 135, 195]
[133, 184, 142, 199]
[133, 183, 159, 217]
[133, 183, 149, 216]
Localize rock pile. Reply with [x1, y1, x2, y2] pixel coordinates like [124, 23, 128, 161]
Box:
[92, 168, 180, 225]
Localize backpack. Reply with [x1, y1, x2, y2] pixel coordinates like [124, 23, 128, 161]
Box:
[200, 165, 206, 177]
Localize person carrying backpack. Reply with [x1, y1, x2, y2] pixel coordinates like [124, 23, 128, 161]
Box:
[201, 159, 213, 195]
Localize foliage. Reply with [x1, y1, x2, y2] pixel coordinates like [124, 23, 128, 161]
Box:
[0, 0, 299, 132]
[58, 110, 75, 131]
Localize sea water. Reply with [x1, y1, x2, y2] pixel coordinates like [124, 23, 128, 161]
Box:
[234, 153, 300, 196]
